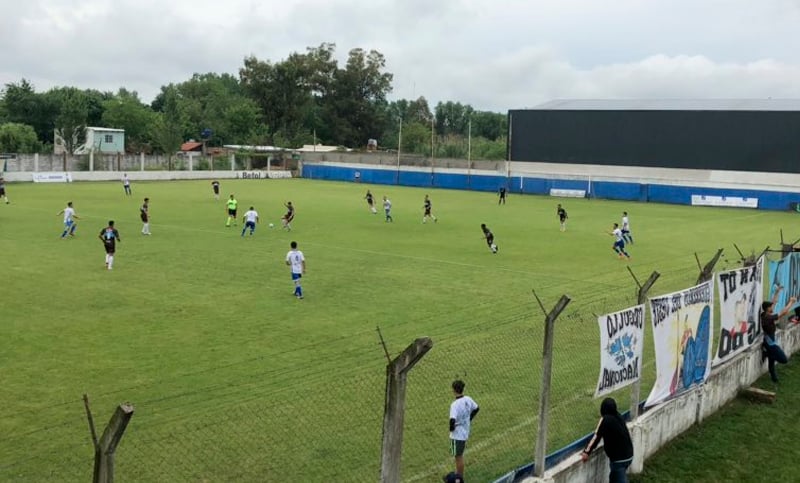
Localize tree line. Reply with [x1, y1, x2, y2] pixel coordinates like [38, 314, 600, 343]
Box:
[0, 43, 507, 160]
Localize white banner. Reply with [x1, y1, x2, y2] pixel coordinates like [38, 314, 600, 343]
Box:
[32, 172, 72, 183]
[713, 257, 764, 366]
[549, 188, 586, 198]
[690, 195, 758, 208]
[595, 305, 646, 398]
[645, 281, 714, 408]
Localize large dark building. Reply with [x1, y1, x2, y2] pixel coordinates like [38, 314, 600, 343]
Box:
[509, 99, 800, 174]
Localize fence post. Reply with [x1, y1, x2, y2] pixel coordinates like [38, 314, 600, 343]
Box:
[34, 153, 39, 172]
[140, 152, 145, 171]
[379, 337, 433, 483]
[695, 248, 724, 285]
[626, 268, 660, 419]
[533, 293, 571, 477]
[92, 403, 134, 483]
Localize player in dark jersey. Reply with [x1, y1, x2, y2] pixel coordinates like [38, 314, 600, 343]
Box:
[282, 201, 295, 231]
[498, 186, 506, 205]
[0, 176, 8, 204]
[140, 197, 151, 235]
[99, 220, 121, 270]
[557, 204, 568, 231]
[365, 190, 377, 214]
[423, 195, 437, 223]
[211, 180, 220, 200]
[480, 223, 497, 254]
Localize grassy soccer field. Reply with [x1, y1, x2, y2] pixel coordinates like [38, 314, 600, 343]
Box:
[0, 178, 794, 482]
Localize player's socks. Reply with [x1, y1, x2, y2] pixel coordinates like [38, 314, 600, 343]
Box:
[61, 230, 68, 238]
[226, 217, 231, 227]
[107, 256, 114, 270]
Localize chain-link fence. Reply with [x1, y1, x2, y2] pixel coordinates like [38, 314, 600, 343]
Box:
[0, 254, 739, 483]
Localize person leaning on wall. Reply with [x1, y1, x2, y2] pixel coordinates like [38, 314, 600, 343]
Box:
[581, 397, 634, 483]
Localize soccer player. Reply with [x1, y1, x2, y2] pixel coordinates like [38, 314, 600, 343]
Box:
[0, 176, 10, 203]
[557, 204, 568, 232]
[621, 211, 634, 244]
[498, 186, 507, 205]
[449, 380, 479, 479]
[140, 197, 151, 235]
[241, 206, 259, 236]
[211, 180, 220, 200]
[285, 241, 306, 299]
[281, 201, 295, 231]
[423, 195, 438, 223]
[226, 194, 238, 227]
[480, 223, 497, 253]
[122, 173, 132, 196]
[383, 196, 393, 222]
[365, 190, 377, 214]
[609, 223, 631, 259]
[98, 220, 121, 270]
[57, 201, 80, 238]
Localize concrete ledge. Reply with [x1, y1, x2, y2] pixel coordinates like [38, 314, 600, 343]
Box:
[3, 170, 292, 183]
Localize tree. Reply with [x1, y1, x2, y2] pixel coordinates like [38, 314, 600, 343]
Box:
[0, 122, 43, 153]
[322, 48, 393, 148]
[150, 86, 184, 159]
[470, 111, 506, 141]
[434, 101, 473, 136]
[47, 87, 89, 154]
[1, 79, 58, 144]
[102, 89, 157, 153]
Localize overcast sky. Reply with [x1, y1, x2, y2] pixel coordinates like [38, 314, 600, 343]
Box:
[1, 0, 799, 112]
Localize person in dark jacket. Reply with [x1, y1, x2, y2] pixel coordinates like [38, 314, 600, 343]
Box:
[581, 397, 634, 483]
[761, 286, 797, 382]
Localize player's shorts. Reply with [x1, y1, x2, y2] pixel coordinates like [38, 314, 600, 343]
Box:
[64, 220, 74, 229]
[140, 214, 148, 222]
[424, 208, 431, 216]
[213, 187, 220, 193]
[450, 439, 466, 457]
[291, 272, 302, 281]
[622, 229, 630, 235]
[486, 235, 494, 246]
[614, 240, 625, 249]
[245, 221, 256, 230]
[559, 216, 567, 222]
[228, 209, 237, 217]
[284, 214, 294, 222]
[0, 187, 5, 196]
[104, 243, 115, 254]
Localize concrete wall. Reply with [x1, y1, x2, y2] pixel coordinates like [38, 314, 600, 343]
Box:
[511, 323, 800, 483]
[301, 161, 800, 211]
[2, 170, 292, 183]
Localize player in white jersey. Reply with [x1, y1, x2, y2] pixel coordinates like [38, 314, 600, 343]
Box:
[57, 201, 80, 238]
[383, 196, 393, 222]
[285, 241, 306, 299]
[449, 380, 480, 478]
[621, 211, 634, 244]
[609, 223, 631, 259]
[241, 207, 259, 236]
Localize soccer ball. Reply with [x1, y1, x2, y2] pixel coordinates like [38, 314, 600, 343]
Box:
[269, 223, 275, 228]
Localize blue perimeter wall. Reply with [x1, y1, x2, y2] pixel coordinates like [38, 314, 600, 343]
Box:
[303, 164, 800, 211]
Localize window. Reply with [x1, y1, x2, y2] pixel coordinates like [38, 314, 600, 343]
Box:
[104, 134, 113, 143]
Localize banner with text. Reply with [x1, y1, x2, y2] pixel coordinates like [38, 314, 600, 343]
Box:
[645, 281, 714, 408]
[713, 257, 764, 366]
[595, 305, 646, 398]
[768, 252, 800, 314]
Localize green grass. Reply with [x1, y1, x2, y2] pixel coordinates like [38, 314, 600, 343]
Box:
[630, 363, 800, 483]
[0, 178, 795, 482]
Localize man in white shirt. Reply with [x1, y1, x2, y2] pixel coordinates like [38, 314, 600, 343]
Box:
[57, 201, 80, 238]
[383, 196, 393, 222]
[449, 380, 479, 478]
[122, 173, 132, 196]
[621, 211, 634, 244]
[241, 206, 259, 237]
[610, 223, 631, 260]
[285, 241, 306, 299]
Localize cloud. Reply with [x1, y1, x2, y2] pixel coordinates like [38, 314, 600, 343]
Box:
[1, 0, 799, 112]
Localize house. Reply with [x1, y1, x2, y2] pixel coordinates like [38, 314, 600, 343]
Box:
[55, 127, 126, 155]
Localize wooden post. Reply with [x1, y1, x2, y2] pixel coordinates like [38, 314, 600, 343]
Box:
[533, 294, 571, 477]
[380, 337, 433, 483]
[696, 248, 724, 285]
[626, 268, 660, 419]
[92, 403, 134, 483]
